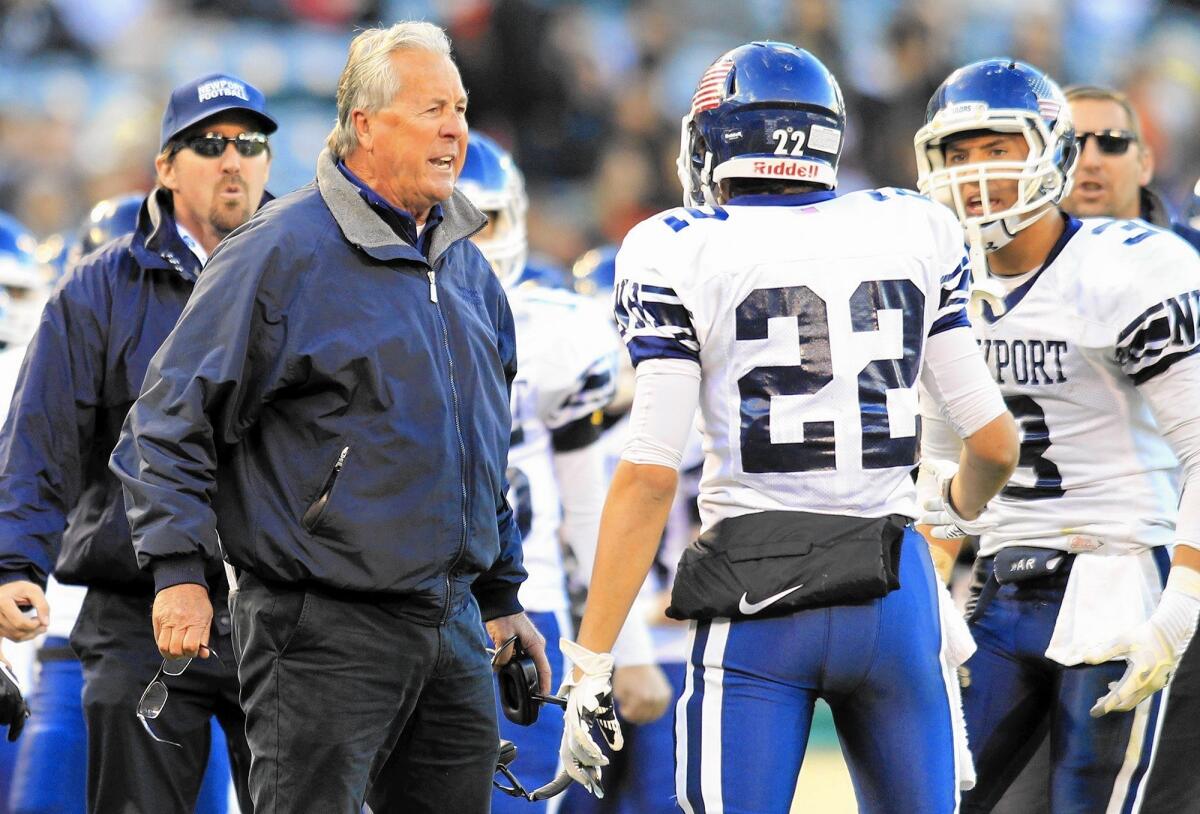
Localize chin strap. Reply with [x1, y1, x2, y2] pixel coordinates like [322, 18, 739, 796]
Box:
[964, 226, 1007, 320]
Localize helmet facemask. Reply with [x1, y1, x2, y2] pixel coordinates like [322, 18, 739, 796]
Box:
[472, 195, 528, 289]
[677, 116, 716, 208]
[915, 104, 1078, 253]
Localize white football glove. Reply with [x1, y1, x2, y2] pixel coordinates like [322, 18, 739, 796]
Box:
[1082, 566, 1200, 717]
[558, 639, 623, 798]
[918, 459, 997, 541]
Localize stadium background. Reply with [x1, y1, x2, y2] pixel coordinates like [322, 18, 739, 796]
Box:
[2, 0, 1200, 811]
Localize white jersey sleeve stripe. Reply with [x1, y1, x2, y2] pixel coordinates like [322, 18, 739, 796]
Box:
[615, 278, 701, 367]
[1116, 289, 1200, 384]
[929, 256, 972, 338]
[547, 352, 618, 429]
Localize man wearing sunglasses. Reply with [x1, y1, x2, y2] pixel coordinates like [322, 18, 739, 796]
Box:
[1063, 85, 1200, 251]
[0, 72, 274, 812]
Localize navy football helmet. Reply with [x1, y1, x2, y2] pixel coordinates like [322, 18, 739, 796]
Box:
[677, 41, 846, 207]
[0, 212, 49, 348]
[570, 245, 617, 299]
[512, 258, 568, 290]
[915, 59, 1078, 252]
[458, 131, 528, 288]
[77, 193, 143, 257]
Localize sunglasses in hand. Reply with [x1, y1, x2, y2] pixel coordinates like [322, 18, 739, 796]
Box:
[136, 646, 221, 747]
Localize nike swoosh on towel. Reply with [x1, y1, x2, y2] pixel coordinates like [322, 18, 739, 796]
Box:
[737, 583, 805, 615]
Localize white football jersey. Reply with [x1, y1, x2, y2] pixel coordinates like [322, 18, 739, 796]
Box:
[506, 286, 619, 613]
[957, 217, 1200, 556]
[615, 188, 972, 532]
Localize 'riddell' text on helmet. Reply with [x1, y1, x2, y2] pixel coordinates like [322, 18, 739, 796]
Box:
[677, 41, 845, 208]
[914, 59, 1078, 253]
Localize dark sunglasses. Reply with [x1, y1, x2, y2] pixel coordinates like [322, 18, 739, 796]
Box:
[136, 647, 220, 747]
[172, 132, 269, 159]
[1075, 130, 1136, 155]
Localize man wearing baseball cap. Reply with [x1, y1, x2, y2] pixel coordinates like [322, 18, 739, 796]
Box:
[0, 72, 273, 811]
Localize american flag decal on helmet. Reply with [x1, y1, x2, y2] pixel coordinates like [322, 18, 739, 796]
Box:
[690, 57, 734, 116]
[1037, 99, 1060, 120]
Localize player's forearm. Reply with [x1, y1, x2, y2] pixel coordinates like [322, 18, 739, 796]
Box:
[953, 411, 1019, 519]
[1174, 544, 1200, 574]
[917, 527, 963, 567]
[575, 460, 676, 655]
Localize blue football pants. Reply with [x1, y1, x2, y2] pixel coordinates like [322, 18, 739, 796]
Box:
[676, 529, 959, 814]
[960, 551, 1170, 814]
[3, 638, 232, 814]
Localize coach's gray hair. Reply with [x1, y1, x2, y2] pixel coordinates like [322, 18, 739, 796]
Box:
[326, 21, 453, 159]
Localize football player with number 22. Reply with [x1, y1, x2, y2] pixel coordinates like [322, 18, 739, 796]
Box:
[555, 41, 1018, 813]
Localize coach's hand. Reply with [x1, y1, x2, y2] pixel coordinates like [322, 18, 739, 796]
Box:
[0, 581, 48, 642]
[1083, 566, 1200, 717]
[612, 663, 671, 725]
[487, 612, 551, 694]
[153, 583, 213, 660]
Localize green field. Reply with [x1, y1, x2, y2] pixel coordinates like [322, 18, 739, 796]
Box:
[791, 702, 856, 813]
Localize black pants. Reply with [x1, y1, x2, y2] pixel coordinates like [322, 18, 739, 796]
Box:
[230, 571, 499, 814]
[69, 588, 251, 814]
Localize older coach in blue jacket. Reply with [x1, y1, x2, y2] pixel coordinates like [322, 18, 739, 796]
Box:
[111, 21, 548, 814]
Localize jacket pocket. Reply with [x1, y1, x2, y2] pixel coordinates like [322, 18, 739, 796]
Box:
[302, 445, 350, 532]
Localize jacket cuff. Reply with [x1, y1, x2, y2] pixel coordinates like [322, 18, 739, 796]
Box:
[151, 555, 210, 594]
[472, 581, 523, 622]
[0, 570, 43, 590]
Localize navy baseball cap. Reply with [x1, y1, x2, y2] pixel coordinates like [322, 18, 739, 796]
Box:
[160, 73, 277, 149]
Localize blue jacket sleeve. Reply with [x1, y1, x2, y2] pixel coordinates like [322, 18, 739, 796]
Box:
[0, 269, 109, 587]
[109, 227, 288, 593]
[471, 285, 526, 621]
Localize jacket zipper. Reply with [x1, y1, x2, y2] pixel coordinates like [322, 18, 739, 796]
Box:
[429, 268, 469, 624]
[302, 445, 349, 531]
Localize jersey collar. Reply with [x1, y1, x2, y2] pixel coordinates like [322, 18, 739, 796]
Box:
[724, 190, 837, 207]
[981, 213, 1082, 324]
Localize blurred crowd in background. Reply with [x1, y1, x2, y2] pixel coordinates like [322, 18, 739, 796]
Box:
[2, 0, 1200, 269]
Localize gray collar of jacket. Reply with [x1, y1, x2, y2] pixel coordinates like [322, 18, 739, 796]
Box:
[315, 147, 487, 265]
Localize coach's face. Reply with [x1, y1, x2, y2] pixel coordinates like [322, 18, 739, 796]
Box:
[156, 114, 271, 240]
[352, 50, 468, 224]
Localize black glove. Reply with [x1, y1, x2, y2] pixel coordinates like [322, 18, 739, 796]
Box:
[0, 662, 30, 741]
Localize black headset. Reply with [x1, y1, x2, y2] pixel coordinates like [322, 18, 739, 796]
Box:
[492, 636, 576, 801]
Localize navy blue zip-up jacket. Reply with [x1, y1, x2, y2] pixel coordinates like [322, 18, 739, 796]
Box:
[111, 149, 526, 623]
[0, 189, 232, 593]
